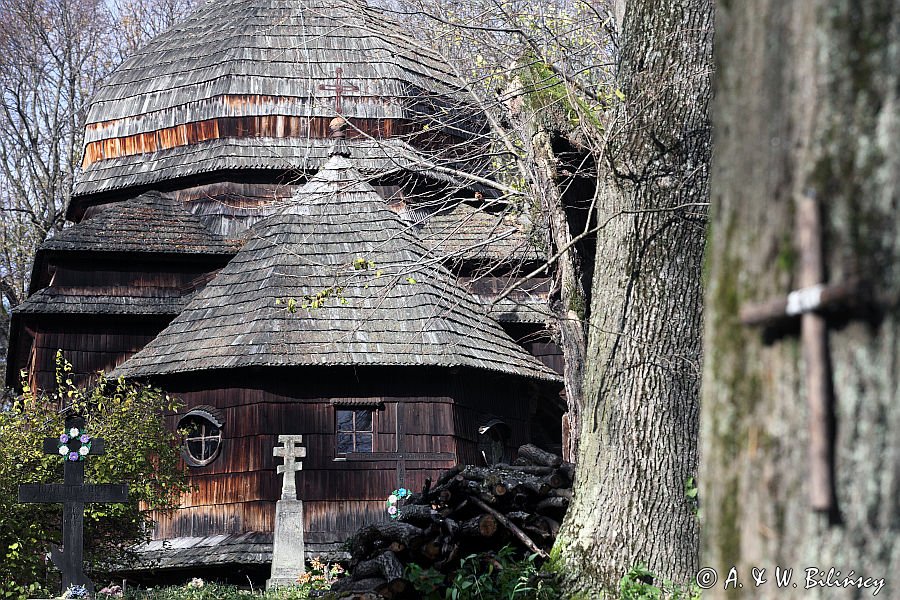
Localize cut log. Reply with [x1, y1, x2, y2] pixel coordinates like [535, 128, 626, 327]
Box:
[537, 516, 561, 537]
[420, 538, 441, 561]
[375, 577, 410, 599]
[434, 464, 464, 487]
[459, 514, 498, 538]
[354, 550, 404, 582]
[470, 496, 548, 558]
[397, 504, 436, 525]
[330, 576, 387, 593]
[495, 463, 555, 475]
[549, 487, 573, 500]
[349, 522, 424, 560]
[536, 496, 570, 512]
[517, 444, 562, 468]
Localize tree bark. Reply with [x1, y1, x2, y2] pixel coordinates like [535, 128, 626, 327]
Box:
[702, 0, 900, 598]
[556, 0, 713, 594]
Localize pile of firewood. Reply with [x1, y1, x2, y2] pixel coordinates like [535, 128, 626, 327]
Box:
[328, 444, 574, 599]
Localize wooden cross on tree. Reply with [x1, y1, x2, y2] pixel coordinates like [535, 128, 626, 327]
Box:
[740, 193, 872, 515]
[318, 67, 359, 115]
[18, 415, 129, 593]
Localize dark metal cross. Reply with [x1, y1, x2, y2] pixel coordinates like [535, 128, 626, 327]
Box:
[318, 67, 359, 115]
[18, 415, 129, 592]
[740, 194, 869, 515]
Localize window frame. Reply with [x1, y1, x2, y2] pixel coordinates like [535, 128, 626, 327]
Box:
[335, 407, 375, 455]
[178, 408, 225, 468]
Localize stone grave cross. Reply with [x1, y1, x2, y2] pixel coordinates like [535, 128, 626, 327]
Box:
[740, 194, 870, 514]
[273, 434, 306, 500]
[18, 415, 129, 592]
[318, 67, 359, 115]
[268, 435, 307, 589]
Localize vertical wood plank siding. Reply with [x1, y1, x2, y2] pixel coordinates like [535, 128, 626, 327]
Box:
[30, 323, 163, 390]
[148, 367, 553, 543]
[82, 115, 403, 167]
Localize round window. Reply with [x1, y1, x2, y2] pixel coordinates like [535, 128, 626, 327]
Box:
[178, 409, 224, 467]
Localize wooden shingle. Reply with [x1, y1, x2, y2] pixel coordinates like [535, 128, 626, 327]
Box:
[43, 191, 241, 255]
[76, 0, 476, 199]
[115, 151, 559, 382]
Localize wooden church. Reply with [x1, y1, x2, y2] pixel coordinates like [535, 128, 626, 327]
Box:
[5, 0, 565, 581]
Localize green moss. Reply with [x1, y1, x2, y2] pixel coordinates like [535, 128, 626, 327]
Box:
[774, 234, 796, 277]
[567, 283, 587, 320]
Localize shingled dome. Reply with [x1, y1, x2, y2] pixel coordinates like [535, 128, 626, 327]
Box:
[75, 0, 472, 202]
[114, 151, 559, 382]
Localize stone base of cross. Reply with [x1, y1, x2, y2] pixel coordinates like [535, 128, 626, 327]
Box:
[267, 435, 306, 590]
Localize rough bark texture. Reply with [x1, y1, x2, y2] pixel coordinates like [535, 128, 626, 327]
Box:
[702, 1, 900, 598]
[556, 0, 713, 594]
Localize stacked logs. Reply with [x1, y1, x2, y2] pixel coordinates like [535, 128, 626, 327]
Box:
[329, 444, 574, 599]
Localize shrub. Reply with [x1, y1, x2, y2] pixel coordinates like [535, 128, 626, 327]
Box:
[0, 353, 190, 599]
[406, 545, 562, 599]
[619, 564, 701, 600]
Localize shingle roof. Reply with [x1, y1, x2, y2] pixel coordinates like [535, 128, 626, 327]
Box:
[14, 288, 191, 316]
[43, 191, 240, 254]
[85, 0, 460, 127]
[73, 138, 484, 198]
[127, 533, 272, 569]
[77, 0, 474, 198]
[114, 151, 559, 382]
[417, 203, 542, 264]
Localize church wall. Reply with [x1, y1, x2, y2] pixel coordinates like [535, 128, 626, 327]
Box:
[147, 367, 478, 545]
[26, 317, 167, 391]
[448, 372, 537, 466]
[145, 367, 546, 547]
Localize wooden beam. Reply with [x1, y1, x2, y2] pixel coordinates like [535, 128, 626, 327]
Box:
[739, 280, 863, 326]
[796, 196, 834, 512]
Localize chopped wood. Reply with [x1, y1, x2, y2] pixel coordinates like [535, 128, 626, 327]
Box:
[536, 496, 570, 512]
[333, 445, 569, 596]
[396, 504, 436, 525]
[517, 444, 562, 467]
[495, 463, 554, 475]
[434, 464, 464, 487]
[469, 496, 548, 559]
[353, 551, 404, 582]
[459, 514, 498, 538]
[331, 576, 388, 593]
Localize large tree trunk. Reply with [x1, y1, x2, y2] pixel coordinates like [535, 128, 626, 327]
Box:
[702, 1, 900, 598]
[556, 0, 713, 594]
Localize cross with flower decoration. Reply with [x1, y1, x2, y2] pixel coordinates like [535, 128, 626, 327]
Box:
[18, 415, 129, 593]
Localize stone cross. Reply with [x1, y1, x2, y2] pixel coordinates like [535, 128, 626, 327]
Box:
[18, 415, 129, 592]
[318, 67, 359, 115]
[273, 435, 306, 500]
[740, 194, 870, 514]
[268, 435, 307, 589]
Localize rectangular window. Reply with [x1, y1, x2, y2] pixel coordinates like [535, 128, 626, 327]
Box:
[336, 408, 374, 454]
